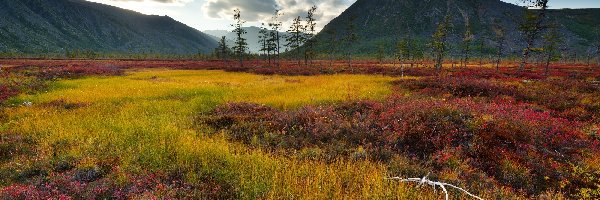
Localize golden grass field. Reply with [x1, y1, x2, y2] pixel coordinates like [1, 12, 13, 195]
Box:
[3, 69, 457, 199]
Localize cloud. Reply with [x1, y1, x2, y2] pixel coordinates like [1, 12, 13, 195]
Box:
[203, 0, 355, 30]
[108, 0, 191, 3]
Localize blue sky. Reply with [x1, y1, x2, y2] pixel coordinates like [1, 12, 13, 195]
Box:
[85, 0, 600, 31]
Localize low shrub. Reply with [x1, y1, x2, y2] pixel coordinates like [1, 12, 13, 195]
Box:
[0, 170, 234, 199]
[396, 77, 600, 122]
[199, 97, 599, 196]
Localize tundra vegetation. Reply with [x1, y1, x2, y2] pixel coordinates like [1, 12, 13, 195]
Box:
[0, 1, 599, 199]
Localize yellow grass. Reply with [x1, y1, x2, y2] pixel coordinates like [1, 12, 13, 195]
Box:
[3, 69, 431, 198]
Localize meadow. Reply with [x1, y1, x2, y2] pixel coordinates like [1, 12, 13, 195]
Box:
[0, 60, 599, 199]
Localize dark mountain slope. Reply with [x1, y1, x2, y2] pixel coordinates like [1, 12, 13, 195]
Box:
[0, 0, 217, 54]
[314, 0, 599, 56]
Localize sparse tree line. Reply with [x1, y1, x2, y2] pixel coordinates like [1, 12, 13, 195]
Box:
[218, 0, 599, 76]
[2, 0, 599, 74]
[217, 6, 322, 69]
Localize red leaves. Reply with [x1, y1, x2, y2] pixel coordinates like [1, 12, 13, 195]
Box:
[202, 96, 598, 195]
[0, 85, 17, 102]
[0, 171, 231, 199]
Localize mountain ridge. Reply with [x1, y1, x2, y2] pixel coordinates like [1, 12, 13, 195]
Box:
[314, 0, 600, 56]
[0, 0, 218, 55]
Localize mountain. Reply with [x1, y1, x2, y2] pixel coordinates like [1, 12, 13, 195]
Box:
[314, 0, 600, 56]
[205, 27, 289, 54]
[0, 0, 218, 55]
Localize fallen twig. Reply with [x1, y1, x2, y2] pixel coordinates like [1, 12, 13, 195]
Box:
[386, 173, 483, 200]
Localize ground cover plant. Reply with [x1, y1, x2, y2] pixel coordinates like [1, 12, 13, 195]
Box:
[0, 60, 599, 199]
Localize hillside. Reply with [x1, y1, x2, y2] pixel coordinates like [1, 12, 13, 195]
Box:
[0, 0, 217, 55]
[205, 27, 288, 54]
[314, 0, 600, 56]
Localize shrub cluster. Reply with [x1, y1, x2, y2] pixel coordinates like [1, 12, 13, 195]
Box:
[199, 96, 599, 196]
[0, 170, 232, 199]
[0, 85, 17, 103]
[32, 65, 124, 80]
[396, 77, 600, 122]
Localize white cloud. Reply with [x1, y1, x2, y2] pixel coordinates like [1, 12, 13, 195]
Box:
[202, 0, 355, 30]
[107, 0, 192, 3]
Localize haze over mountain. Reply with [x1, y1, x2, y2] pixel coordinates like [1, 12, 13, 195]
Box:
[0, 0, 218, 55]
[205, 27, 289, 54]
[314, 0, 600, 56]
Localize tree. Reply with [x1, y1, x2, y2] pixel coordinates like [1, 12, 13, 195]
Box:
[324, 29, 338, 70]
[460, 20, 473, 68]
[412, 39, 425, 68]
[304, 6, 318, 67]
[432, 14, 452, 73]
[285, 16, 306, 66]
[517, 0, 550, 72]
[343, 15, 358, 69]
[258, 24, 274, 66]
[268, 10, 284, 69]
[541, 24, 562, 76]
[475, 37, 486, 67]
[231, 9, 248, 67]
[396, 38, 410, 77]
[215, 36, 230, 62]
[492, 21, 506, 71]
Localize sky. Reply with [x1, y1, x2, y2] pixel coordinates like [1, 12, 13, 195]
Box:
[85, 0, 600, 32]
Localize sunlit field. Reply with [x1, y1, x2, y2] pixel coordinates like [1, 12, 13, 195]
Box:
[2, 69, 427, 199]
[1, 62, 598, 199]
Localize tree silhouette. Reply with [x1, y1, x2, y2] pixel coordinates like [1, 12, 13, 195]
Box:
[324, 29, 338, 70]
[215, 36, 230, 62]
[344, 15, 358, 69]
[492, 21, 506, 71]
[396, 39, 409, 77]
[460, 20, 473, 68]
[518, 0, 550, 72]
[231, 9, 248, 67]
[286, 16, 306, 66]
[542, 24, 562, 75]
[268, 10, 284, 69]
[475, 37, 486, 67]
[432, 14, 452, 73]
[304, 6, 318, 67]
[258, 24, 274, 66]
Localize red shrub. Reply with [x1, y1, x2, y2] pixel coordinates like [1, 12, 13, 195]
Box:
[0, 171, 233, 199]
[0, 84, 19, 103]
[200, 96, 598, 195]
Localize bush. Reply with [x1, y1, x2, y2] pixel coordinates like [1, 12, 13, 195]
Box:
[396, 77, 600, 122]
[198, 96, 598, 196]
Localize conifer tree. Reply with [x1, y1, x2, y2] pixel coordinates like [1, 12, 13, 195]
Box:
[542, 24, 562, 75]
[492, 21, 506, 71]
[231, 9, 248, 67]
[476, 37, 486, 67]
[518, 0, 550, 72]
[324, 29, 338, 70]
[460, 21, 473, 68]
[268, 10, 284, 69]
[396, 38, 409, 77]
[215, 36, 230, 62]
[432, 14, 452, 73]
[304, 6, 318, 67]
[286, 16, 306, 66]
[258, 24, 273, 66]
[344, 15, 358, 69]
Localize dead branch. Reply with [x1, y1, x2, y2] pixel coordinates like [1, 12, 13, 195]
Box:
[386, 173, 483, 200]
